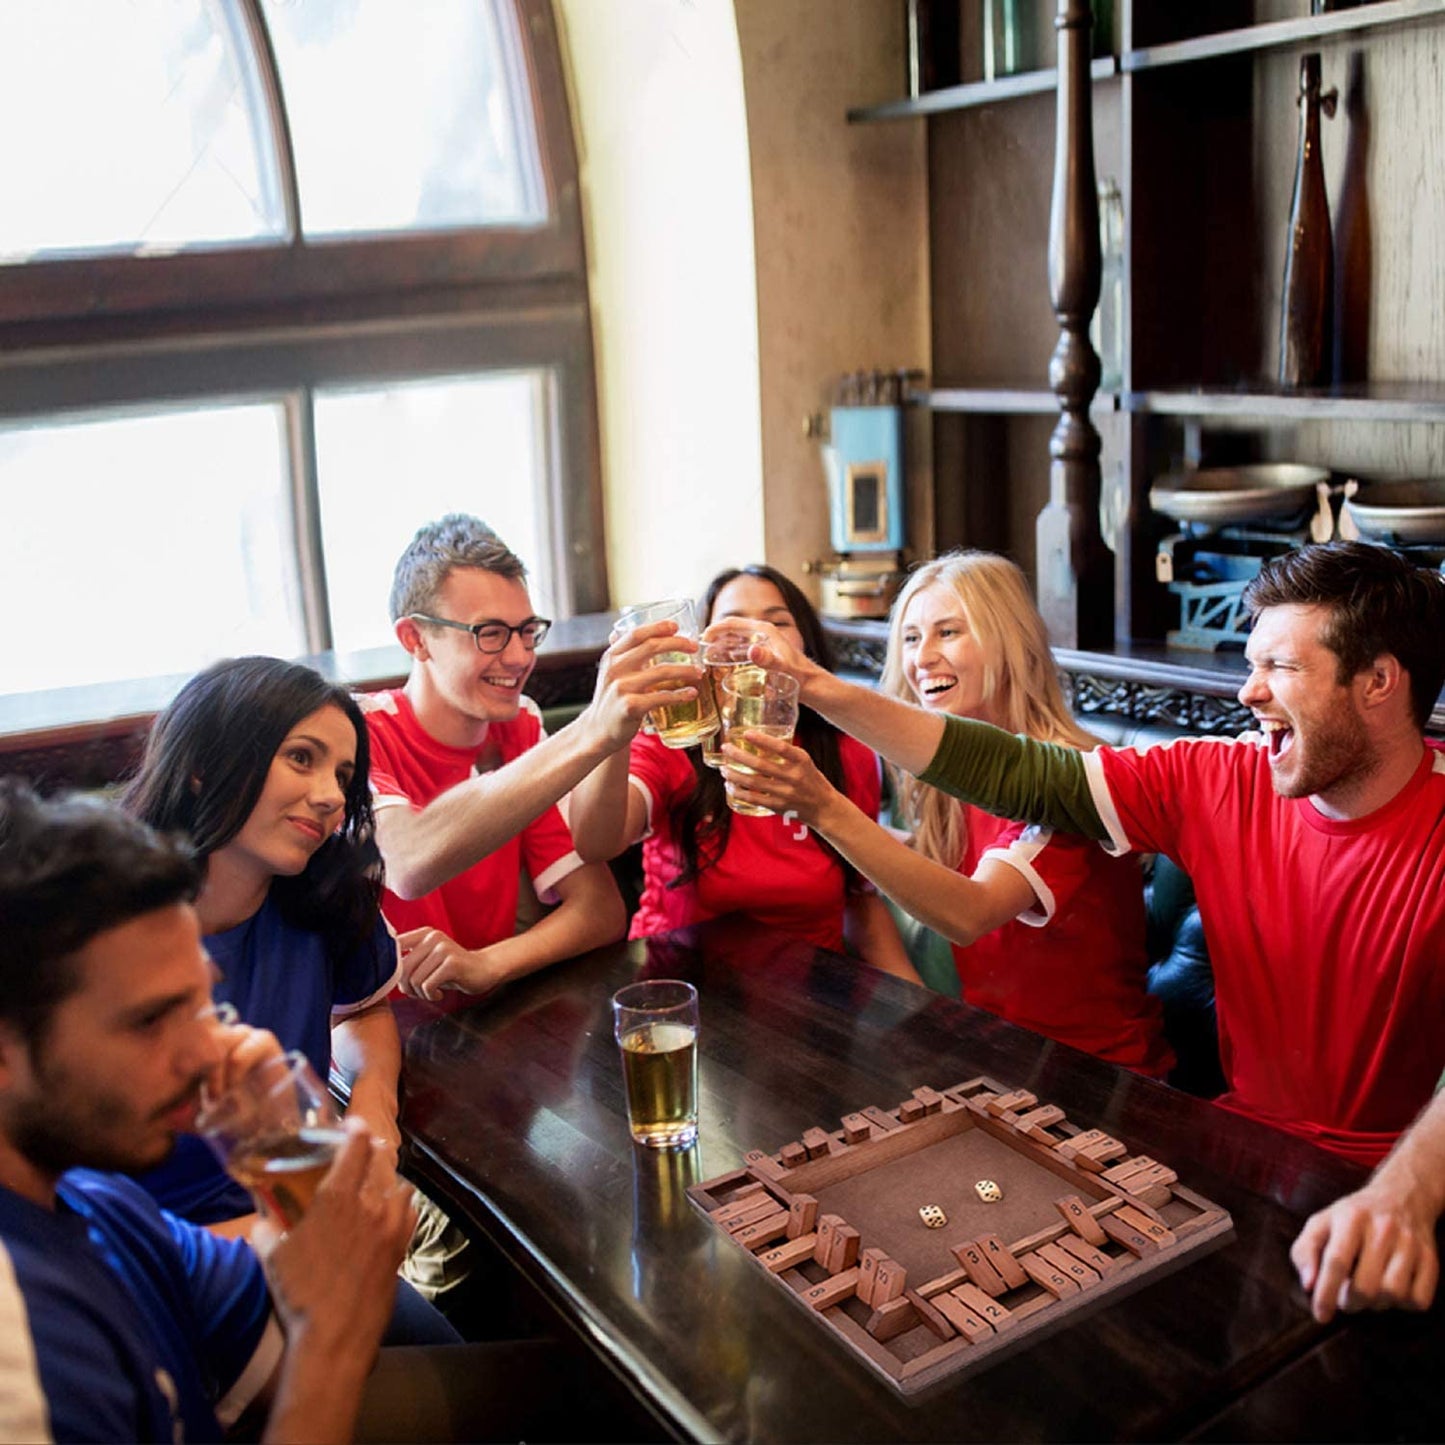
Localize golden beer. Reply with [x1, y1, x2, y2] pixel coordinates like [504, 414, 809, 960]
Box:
[226, 1124, 345, 1228]
[648, 649, 719, 749]
[721, 724, 795, 815]
[700, 665, 746, 767]
[619, 1021, 699, 1148]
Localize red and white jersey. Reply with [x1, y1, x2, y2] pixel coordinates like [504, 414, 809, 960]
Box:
[1085, 735, 1445, 1166]
[361, 688, 583, 950]
[951, 806, 1172, 1077]
[627, 731, 882, 953]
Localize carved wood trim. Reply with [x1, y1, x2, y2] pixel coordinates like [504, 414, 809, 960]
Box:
[1037, 0, 1113, 650]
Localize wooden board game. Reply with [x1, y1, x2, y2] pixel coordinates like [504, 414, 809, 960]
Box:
[687, 1076, 1234, 1397]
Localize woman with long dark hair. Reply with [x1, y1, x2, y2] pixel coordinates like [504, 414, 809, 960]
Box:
[123, 655, 403, 1227]
[719, 551, 1173, 1076]
[570, 565, 913, 975]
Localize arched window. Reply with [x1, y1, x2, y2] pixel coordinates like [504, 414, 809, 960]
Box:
[0, 0, 600, 700]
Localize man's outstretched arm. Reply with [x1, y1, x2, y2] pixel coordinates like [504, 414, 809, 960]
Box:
[377, 626, 697, 899]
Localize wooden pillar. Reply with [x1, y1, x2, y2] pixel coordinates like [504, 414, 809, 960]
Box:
[1037, 0, 1113, 650]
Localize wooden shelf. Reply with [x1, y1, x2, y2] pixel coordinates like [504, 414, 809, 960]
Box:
[914, 386, 1120, 415]
[1128, 382, 1445, 423]
[847, 55, 1117, 123]
[1123, 0, 1445, 74]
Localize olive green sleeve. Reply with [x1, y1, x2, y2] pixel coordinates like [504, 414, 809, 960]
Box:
[917, 714, 1109, 841]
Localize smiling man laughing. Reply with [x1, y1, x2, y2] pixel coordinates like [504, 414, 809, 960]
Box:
[362, 515, 632, 1003]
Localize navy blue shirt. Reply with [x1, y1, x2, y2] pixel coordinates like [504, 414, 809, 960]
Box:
[0, 1171, 276, 1442]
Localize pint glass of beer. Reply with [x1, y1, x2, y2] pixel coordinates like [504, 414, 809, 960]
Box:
[612, 979, 699, 1149]
[698, 632, 763, 768]
[197, 1051, 345, 1228]
[716, 668, 801, 816]
[615, 598, 718, 749]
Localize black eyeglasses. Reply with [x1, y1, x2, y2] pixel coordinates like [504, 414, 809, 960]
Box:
[409, 614, 552, 654]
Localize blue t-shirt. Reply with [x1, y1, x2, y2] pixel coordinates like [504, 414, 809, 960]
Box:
[0, 1171, 276, 1443]
[138, 895, 399, 1222]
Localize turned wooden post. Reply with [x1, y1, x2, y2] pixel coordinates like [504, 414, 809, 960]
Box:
[1037, 0, 1113, 649]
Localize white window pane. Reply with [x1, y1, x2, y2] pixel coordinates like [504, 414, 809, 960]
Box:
[316, 372, 551, 654]
[0, 405, 302, 695]
[0, 1, 285, 262]
[261, 0, 543, 236]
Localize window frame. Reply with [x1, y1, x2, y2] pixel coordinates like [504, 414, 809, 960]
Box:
[0, 0, 605, 638]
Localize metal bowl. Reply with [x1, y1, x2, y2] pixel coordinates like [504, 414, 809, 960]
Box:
[1149, 464, 1329, 528]
[1343, 479, 1445, 544]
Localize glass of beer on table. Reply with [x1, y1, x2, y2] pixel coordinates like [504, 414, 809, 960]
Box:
[612, 979, 699, 1149]
[197, 1051, 345, 1227]
[716, 668, 801, 815]
[698, 631, 764, 768]
[615, 598, 718, 748]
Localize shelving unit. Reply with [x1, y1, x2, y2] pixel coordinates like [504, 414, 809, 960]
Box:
[1124, 0, 1445, 71]
[851, 0, 1445, 654]
[847, 55, 1116, 121]
[913, 387, 1120, 415]
[1130, 384, 1445, 424]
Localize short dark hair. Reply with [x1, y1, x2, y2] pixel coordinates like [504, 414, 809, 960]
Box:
[122, 656, 381, 959]
[1244, 541, 1445, 729]
[0, 779, 199, 1045]
[389, 514, 528, 622]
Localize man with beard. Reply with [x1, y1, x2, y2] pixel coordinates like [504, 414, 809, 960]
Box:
[0, 780, 415, 1442]
[718, 541, 1445, 1327]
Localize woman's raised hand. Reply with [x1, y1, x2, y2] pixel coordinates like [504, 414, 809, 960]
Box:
[704, 618, 826, 702]
[719, 731, 841, 833]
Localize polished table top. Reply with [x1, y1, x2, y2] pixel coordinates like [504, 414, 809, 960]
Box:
[393, 920, 1443, 1441]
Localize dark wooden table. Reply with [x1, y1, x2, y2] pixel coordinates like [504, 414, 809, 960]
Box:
[394, 920, 1444, 1441]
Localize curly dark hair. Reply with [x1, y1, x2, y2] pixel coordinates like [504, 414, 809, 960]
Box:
[122, 656, 382, 961]
[0, 779, 200, 1046]
[1244, 541, 1445, 729]
[666, 565, 860, 893]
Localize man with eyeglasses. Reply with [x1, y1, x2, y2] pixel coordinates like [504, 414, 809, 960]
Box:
[361, 514, 682, 1003]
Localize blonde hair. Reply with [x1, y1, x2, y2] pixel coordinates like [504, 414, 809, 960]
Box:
[881, 550, 1099, 868]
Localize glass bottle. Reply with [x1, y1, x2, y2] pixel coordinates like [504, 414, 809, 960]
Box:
[984, 0, 1033, 81]
[1278, 52, 1335, 388]
[1092, 177, 1125, 393]
[906, 0, 960, 96]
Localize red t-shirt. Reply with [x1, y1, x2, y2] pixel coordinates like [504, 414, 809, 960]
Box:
[950, 808, 1172, 1077]
[627, 732, 882, 953]
[360, 689, 582, 951]
[1087, 736, 1445, 1166]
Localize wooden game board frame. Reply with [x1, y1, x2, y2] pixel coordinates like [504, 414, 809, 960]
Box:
[687, 1076, 1234, 1398]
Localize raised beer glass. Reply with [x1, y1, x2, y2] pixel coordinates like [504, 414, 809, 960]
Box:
[612, 979, 700, 1149]
[197, 1051, 345, 1228]
[698, 631, 763, 768]
[717, 668, 800, 816]
[615, 598, 718, 749]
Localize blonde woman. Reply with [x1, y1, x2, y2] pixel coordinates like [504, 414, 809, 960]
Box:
[720, 550, 1172, 1075]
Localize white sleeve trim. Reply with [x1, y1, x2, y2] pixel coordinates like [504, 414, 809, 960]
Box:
[533, 850, 586, 903]
[1082, 749, 1133, 857]
[215, 1314, 284, 1429]
[629, 774, 658, 841]
[979, 825, 1055, 927]
[0, 1240, 52, 1443]
[368, 791, 413, 812]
